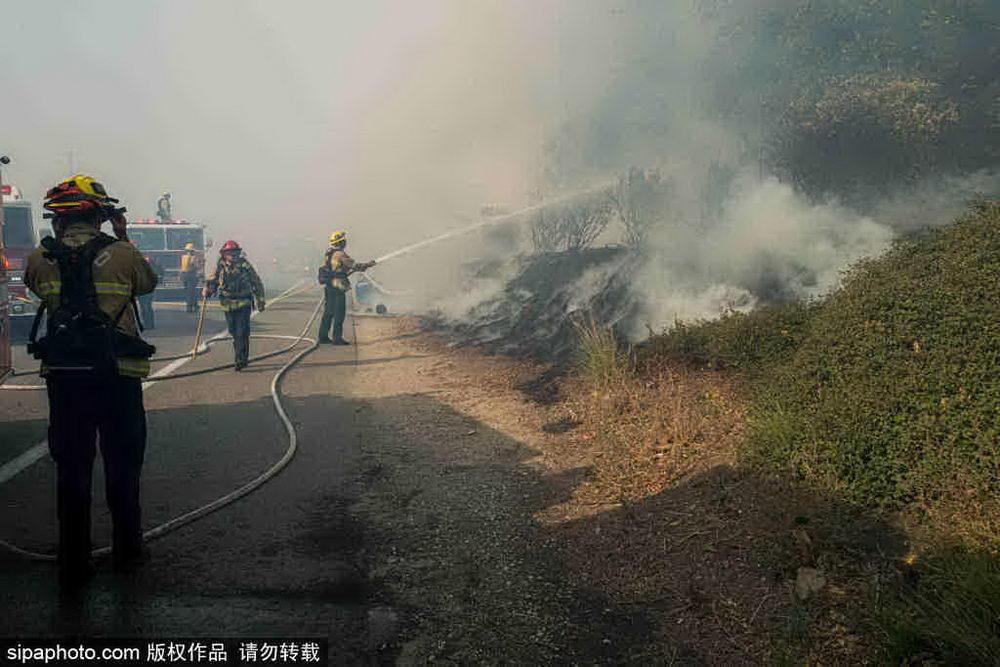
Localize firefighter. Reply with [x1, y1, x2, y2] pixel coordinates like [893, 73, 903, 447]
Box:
[24, 175, 158, 588]
[156, 191, 171, 224]
[203, 240, 265, 370]
[318, 231, 375, 345]
[180, 242, 201, 312]
[137, 254, 164, 329]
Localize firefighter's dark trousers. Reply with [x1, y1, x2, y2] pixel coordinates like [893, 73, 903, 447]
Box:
[182, 272, 199, 312]
[138, 293, 155, 329]
[46, 375, 147, 569]
[225, 305, 252, 366]
[319, 285, 347, 341]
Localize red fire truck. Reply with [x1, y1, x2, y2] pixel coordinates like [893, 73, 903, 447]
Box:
[127, 218, 211, 300]
[1, 183, 42, 346]
[0, 179, 10, 383]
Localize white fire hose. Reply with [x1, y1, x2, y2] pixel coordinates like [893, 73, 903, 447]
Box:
[0, 290, 323, 562]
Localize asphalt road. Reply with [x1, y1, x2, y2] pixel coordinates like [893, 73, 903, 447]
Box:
[1, 292, 653, 664]
[0, 292, 383, 661]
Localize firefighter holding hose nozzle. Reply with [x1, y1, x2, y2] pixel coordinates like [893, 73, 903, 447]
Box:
[317, 230, 375, 345]
[203, 240, 265, 371]
[24, 175, 158, 589]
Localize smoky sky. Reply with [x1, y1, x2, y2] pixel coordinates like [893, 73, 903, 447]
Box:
[4, 1, 991, 280]
[0, 1, 777, 263]
[0, 1, 615, 262]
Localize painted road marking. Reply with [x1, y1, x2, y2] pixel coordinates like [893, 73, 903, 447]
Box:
[0, 348, 210, 485]
[0, 286, 312, 485]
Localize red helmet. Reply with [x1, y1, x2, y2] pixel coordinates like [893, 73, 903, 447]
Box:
[220, 240, 241, 254]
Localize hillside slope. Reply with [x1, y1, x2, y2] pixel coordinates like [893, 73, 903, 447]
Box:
[745, 201, 999, 514]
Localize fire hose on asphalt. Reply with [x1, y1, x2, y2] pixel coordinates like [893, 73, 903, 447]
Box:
[0, 218, 505, 561]
[2, 280, 316, 381]
[0, 291, 324, 562]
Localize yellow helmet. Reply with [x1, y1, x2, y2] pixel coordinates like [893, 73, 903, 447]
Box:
[184, 242, 195, 251]
[329, 230, 347, 246]
[43, 174, 120, 217]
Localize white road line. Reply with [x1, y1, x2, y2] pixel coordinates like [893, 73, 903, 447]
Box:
[0, 340, 215, 485]
[0, 445, 48, 485]
[0, 283, 314, 484]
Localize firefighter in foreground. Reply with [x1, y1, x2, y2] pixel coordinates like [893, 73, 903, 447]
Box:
[203, 240, 265, 370]
[24, 175, 157, 588]
[180, 242, 202, 312]
[318, 231, 375, 345]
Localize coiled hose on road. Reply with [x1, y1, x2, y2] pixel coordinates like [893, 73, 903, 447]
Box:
[0, 290, 325, 562]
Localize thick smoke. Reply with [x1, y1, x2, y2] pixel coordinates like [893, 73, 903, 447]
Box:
[630, 174, 897, 335]
[371, 1, 997, 341]
[3, 1, 993, 328]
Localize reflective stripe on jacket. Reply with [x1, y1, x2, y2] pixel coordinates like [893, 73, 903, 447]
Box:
[206, 257, 265, 312]
[24, 223, 158, 378]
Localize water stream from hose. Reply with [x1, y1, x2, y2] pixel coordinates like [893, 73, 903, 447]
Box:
[372, 187, 606, 265]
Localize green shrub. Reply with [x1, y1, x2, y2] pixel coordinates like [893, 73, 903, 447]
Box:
[747, 201, 1000, 508]
[879, 546, 1000, 665]
[644, 302, 817, 371]
[640, 202, 1000, 664]
[648, 202, 1000, 508]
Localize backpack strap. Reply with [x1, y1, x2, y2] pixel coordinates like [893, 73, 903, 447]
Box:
[27, 301, 47, 349]
[131, 299, 145, 332]
[86, 236, 144, 332]
[41, 233, 123, 323]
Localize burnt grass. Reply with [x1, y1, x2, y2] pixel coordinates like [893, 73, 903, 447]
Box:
[421, 203, 1000, 663]
[426, 246, 639, 362]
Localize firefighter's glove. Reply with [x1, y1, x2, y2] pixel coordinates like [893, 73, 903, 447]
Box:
[110, 212, 129, 241]
[257, 301, 266, 312]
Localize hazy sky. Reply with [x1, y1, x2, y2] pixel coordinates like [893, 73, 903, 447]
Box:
[1, 1, 608, 261]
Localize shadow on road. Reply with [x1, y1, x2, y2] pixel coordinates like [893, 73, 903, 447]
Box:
[0, 382, 912, 663]
[542, 464, 909, 663]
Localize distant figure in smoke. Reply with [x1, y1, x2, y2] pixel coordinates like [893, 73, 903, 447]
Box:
[317, 230, 375, 345]
[156, 192, 171, 224]
[204, 240, 265, 370]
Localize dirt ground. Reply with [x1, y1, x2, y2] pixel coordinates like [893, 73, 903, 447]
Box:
[339, 315, 908, 663]
[1, 304, 904, 663]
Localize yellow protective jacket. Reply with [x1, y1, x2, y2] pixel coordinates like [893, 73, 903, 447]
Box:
[24, 223, 158, 378]
[179, 252, 203, 275]
[324, 249, 356, 291]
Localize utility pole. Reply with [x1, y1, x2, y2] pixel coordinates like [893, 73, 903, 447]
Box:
[0, 153, 12, 382]
[0, 154, 9, 242]
[758, 92, 765, 183]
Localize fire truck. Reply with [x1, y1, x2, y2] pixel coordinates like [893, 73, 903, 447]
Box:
[0, 182, 10, 383]
[127, 218, 211, 300]
[1, 183, 42, 342]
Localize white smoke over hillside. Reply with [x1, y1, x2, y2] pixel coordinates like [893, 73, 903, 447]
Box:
[630, 175, 898, 336]
[2, 1, 993, 337]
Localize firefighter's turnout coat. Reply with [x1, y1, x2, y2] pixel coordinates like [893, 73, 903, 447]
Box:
[24, 223, 158, 378]
[325, 249, 357, 291]
[206, 257, 265, 311]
